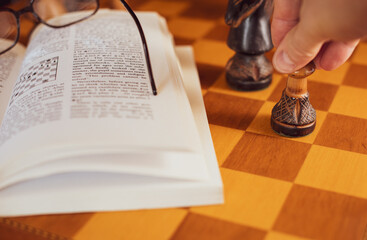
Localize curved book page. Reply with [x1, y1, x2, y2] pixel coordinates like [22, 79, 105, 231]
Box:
[0, 11, 207, 189]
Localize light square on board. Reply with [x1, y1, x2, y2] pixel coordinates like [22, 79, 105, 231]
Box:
[351, 42, 367, 65]
[246, 101, 327, 144]
[168, 17, 216, 40]
[273, 185, 367, 240]
[203, 92, 264, 130]
[190, 168, 292, 230]
[308, 62, 350, 85]
[315, 113, 367, 155]
[222, 132, 311, 182]
[74, 209, 187, 240]
[265, 231, 312, 240]
[209, 124, 245, 166]
[210, 73, 282, 101]
[171, 213, 266, 240]
[329, 85, 367, 120]
[193, 39, 234, 67]
[295, 145, 367, 199]
[136, 1, 191, 18]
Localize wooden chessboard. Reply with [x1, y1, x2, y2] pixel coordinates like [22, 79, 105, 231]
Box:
[2, 0, 367, 239]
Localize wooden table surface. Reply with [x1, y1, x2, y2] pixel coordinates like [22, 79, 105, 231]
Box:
[2, 0, 367, 239]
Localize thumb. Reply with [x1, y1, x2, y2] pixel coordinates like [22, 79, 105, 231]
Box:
[273, 22, 325, 73]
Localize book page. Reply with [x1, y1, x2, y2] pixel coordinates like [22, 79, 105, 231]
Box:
[0, 46, 223, 217]
[0, 10, 206, 186]
[0, 42, 25, 124]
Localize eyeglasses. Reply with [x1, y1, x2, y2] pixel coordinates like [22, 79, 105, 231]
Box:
[0, 0, 157, 95]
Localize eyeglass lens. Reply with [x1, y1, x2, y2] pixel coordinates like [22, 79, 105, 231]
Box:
[0, 11, 18, 53]
[1, 0, 156, 95]
[32, 0, 98, 27]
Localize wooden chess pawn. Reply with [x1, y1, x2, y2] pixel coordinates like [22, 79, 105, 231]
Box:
[271, 62, 316, 137]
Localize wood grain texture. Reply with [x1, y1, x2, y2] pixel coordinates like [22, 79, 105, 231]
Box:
[209, 124, 245, 166]
[193, 39, 234, 67]
[351, 42, 367, 65]
[0, 213, 93, 240]
[310, 63, 351, 85]
[204, 24, 230, 43]
[343, 64, 367, 89]
[267, 77, 287, 102]
[74, 209, 187, 240]
[329, 86, 367, 119]
[137, 1, 191, 18]
[273, 185, 367, 240]
[315, 113, 367, 154]
[171, 213, 266, 240]
[222, 132, 311, 181]
[196, 63, 224, 89]
[168, 17, 215, 39]
[204, 92, 264, 130]
[0, 218, 70, 240]
[307, 81, 339, 111]
[265, 231, 311, 240]
[296, 145, 367, 199]
[179, 0, 227, 20]
[190, 168, 292, 230]
[211, 73, 281, 101]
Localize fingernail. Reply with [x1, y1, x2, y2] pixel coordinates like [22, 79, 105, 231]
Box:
[274, 50, 296, 73]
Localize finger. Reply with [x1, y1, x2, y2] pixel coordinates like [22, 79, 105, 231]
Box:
[272, 22, 325, 73]
[271, 0, 302, 47]
[315, 40, 359, 71]
[271, 17, 299, 48]
[313, 42, 328, 69]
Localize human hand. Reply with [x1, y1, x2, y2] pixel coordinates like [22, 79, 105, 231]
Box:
[271, 0, 367, 73]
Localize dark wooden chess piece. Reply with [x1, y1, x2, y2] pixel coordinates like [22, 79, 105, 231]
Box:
[225, 0, 273, 91]
[271, 61, 316, 137]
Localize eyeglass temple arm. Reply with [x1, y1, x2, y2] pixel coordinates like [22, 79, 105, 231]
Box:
[119, 0, 157, 96]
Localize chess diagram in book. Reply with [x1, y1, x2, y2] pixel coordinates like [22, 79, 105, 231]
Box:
[10, 57, 59, 105]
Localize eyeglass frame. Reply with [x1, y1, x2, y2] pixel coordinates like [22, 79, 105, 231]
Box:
[0, 0, 157, 95]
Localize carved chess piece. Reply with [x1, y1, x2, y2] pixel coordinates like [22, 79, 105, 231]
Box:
[271, 62, 316, 137]
[225, 0, 273, 91]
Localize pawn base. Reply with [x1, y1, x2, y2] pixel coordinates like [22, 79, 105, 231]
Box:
[271, 118, 316, 137]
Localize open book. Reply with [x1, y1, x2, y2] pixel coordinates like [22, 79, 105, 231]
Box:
[0, 10, 223, 216]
